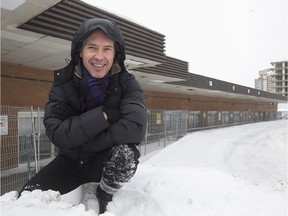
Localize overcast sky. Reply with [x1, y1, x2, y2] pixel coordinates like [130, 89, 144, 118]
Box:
[83, 0, 287, 88]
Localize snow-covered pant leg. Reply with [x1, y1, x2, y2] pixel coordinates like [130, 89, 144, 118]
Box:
[100, 144, 140, 194]
[18, 155, 82, 196]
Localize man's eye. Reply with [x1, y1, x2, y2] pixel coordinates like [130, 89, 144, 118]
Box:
[104, 48, 112, 51]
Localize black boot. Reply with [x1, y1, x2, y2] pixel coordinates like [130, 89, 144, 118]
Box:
[96, 186, 113, 214]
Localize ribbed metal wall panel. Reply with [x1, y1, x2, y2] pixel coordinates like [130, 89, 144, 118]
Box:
[18, 0, 165, 63]
[136, 56, 189, 79]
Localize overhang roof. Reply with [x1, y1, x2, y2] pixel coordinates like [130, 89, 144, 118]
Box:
[1, 0, 287, 103]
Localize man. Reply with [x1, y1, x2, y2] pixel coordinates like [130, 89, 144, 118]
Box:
[19, 18, 147, 214]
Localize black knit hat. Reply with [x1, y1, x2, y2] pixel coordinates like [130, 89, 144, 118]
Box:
[71, 18, 125, 70]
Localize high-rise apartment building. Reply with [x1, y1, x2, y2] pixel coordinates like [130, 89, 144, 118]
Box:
[256, 61, 287, 97]
[271, 61, 287, 96]
[256, 68, 275, 92]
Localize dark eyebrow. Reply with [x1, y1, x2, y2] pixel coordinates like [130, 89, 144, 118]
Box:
[104, 44, 114, 48]
[85, 43, 114, 48]
[85, 43, 96, 47]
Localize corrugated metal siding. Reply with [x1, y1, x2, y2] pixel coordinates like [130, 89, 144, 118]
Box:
[136, 56, 189, 79]
[18, 0, 165, 63]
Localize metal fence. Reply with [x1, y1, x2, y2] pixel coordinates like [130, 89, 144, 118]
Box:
[0, 105, 279, 195]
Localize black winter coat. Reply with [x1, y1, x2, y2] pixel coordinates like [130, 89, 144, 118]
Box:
[43, 62, 147, 162]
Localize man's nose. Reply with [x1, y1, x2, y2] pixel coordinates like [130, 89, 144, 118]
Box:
[94, 50, 104, 60]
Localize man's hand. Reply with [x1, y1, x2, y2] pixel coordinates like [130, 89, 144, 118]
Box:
[53, 102, 76, 121]
[103, 107, 121, 123]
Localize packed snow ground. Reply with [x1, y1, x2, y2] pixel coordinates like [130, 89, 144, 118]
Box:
[1, 120, 287, 216]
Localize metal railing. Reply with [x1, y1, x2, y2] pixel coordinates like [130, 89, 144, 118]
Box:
[0, 105, 280, 195]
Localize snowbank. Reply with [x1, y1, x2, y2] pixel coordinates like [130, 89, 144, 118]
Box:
[1, 120, 287, 216]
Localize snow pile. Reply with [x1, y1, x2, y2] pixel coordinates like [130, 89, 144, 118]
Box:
[145, 120, 287, 189]
[1, 120, 287, 216]
[1, 190, 95, 216]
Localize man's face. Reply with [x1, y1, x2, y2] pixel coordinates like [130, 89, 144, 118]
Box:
[80, 29, 115, 79]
